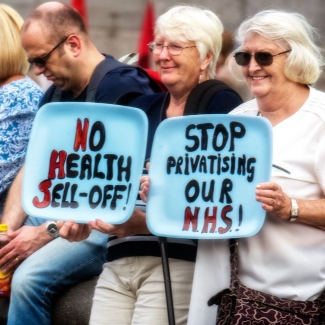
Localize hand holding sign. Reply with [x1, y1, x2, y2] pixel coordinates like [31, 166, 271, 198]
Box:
[146, 114, 272, 239]
[57, 219, 92, 242]
[88, 208, 150, 237]
[22, 102, 148, 224]
[58, 207, 150, 241]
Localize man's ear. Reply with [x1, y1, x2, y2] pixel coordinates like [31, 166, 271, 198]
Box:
[67, 34, 81, 57]
[200, 51, 213, 71]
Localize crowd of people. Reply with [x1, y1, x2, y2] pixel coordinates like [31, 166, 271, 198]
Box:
[0, 2, 156, 325]
[1, 1, 325, 325]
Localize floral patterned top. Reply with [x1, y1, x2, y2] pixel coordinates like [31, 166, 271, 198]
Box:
[0, 77, 43, 215]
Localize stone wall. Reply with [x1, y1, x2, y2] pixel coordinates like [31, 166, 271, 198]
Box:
[6, 0, 325, 89]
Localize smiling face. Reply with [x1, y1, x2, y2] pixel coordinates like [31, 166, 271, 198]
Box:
[241, 34, 291, 101]
[153, 36, 210, 96]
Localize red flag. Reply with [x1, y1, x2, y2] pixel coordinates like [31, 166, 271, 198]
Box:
[71, 0, 88, 28]
[137, 1, 155, 69]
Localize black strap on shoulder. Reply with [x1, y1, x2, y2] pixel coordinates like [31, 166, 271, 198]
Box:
[183, 79, 241, 116]
[51, 86, 62, 102]
[50, 54, 162, 103]
[86, 55, 131, 102]
[49, 55, 123, 103]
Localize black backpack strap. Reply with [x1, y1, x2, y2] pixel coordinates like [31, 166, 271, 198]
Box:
[49, 55, 123, 103]
[51, 86, 62, 102]
[86, 55, 132, 102]
[183, 79, 241, 116]
[50, 54, 162, 103]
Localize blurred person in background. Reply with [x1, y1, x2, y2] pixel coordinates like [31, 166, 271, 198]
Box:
[216, 30, 252, 102]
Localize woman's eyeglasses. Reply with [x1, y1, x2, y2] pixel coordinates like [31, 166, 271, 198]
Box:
[148, 42, 196, 56]
[28, 36, 69, 68]
[234, 50, 291, 66]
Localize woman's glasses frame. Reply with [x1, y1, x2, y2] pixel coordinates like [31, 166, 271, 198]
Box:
[148, 41, 196, 56]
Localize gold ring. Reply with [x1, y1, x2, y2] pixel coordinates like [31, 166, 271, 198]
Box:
[15, 257, 19, 262]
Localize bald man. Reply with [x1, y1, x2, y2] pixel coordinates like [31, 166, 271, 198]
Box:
[0, 2, 156, 324]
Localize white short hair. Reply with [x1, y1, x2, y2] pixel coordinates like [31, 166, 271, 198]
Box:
[235, 9, 324, 85]
[155, 5, 223, 80]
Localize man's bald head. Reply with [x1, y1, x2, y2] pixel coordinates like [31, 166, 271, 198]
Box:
[22, 1, 88, 44]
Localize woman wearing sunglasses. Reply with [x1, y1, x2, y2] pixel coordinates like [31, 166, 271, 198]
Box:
[187, 9, 325, 325]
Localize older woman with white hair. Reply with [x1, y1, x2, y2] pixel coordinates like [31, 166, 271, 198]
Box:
[59, 4, 242, 325]
[187, 9, 325, 325]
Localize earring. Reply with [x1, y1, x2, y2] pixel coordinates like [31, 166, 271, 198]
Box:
[199, 74, 203, 84]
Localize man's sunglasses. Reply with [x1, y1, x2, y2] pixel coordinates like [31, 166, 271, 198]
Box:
[28, 36, 69, 68]
[234, 50, 291, 66]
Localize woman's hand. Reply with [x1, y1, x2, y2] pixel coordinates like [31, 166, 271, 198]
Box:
[256, 182, 325, 229]
[139, 175, 150, 203]
[256, 182, 291, 221]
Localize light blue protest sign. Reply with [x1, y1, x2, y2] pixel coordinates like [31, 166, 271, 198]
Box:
[146, 114, 272, 239]
[22, 102, 148, 224]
